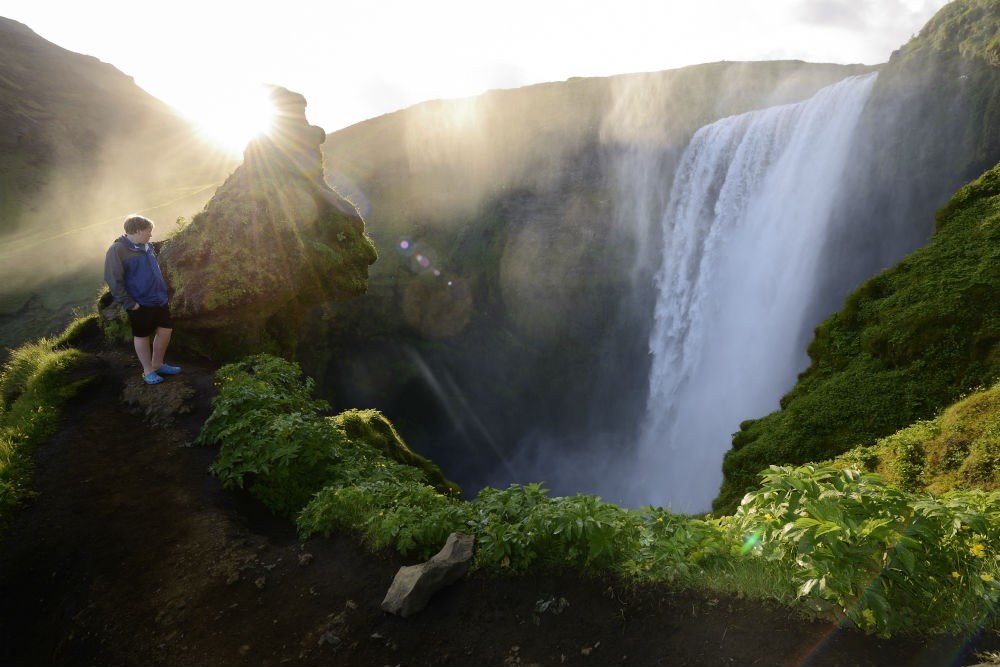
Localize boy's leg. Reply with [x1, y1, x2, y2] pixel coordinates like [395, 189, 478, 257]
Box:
[133, 336, 155, 375]
[151, 327, 173, 370]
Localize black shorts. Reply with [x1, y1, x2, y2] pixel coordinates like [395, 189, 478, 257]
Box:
[127, 304, 173, 338]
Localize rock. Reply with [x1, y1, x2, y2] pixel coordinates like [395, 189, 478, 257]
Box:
[156, 85, 377, 359]
[380, 532, 474, 617]
[317, 632, 340, 647]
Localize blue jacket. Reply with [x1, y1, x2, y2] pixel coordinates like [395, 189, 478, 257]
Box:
[104, 236, 169, 309]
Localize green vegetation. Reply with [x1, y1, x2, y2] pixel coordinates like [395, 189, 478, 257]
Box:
[830, 379, 1000, 494]
[721, 465, 1000, 637]
[200, 353, 999, 638]
[0, 316, 96, 527]
[716, 160, 1000, 514]
[869, 0, 1000, 185]
[197, 355, 457, 519]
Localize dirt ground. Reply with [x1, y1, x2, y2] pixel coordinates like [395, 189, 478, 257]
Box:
[0, 334, 998, 667]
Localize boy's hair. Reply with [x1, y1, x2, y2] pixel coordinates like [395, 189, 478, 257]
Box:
[123, 214, 154, 234]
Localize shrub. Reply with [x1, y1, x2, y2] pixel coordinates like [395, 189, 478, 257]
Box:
[200, 354, 460, 521]
[722, 465, 1000, 636]
[198, 354, 343, 517]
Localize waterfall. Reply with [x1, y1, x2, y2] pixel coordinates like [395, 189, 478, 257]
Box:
[632, 73, 878, 513]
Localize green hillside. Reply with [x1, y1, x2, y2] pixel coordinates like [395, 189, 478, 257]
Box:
[831, 378, 1000, 495]
[717, 160, 1000, 513]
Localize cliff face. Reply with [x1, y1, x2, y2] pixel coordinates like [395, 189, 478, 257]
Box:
[808, 0, 1000, 323]
[316, 2, 1000, 504]
[156, 87, 377, 359]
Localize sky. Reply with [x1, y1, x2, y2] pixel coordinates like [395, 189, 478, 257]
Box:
[4, 0, 951, 152]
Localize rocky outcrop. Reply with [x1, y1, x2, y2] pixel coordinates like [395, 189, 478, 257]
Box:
[157, 86, 377, 359]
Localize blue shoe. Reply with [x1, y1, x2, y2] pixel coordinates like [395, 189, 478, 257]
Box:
[144, 372, 164, 385]
[156, 364, 182, 375]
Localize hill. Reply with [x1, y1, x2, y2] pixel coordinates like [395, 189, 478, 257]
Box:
[0, 17, 236, 347]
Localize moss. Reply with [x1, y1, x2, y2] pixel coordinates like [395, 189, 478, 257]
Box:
[0, 321, 95, 527]
[331, 408, 461, 498]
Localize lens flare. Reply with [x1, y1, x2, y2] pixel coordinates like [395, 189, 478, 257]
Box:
[184, 83, 277, 156]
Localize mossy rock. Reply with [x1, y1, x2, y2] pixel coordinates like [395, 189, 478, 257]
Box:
[332, 408, 461, 498]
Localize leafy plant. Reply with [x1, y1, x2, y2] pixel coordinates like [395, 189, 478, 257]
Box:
[722, 464, 1000, 636]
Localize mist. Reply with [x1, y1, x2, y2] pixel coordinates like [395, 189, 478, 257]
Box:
[0, 110, 234, 345]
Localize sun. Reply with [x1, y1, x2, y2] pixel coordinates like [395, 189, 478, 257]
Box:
[184, 84, 277, 155]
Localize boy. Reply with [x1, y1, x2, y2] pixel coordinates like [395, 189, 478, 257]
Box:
[104, 214, 181, 385]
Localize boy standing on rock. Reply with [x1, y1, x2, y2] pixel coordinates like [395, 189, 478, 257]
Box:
[104, 214, 181, 385]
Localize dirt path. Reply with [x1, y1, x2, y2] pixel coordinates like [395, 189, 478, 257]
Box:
[0, 336, 996, 666]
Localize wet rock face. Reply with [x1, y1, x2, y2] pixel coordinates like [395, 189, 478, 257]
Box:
[157, 86, 377, 357]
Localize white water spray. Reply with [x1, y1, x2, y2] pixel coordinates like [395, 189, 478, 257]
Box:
[632, 73, 878, 513]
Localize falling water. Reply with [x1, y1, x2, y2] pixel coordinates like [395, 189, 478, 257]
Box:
[631, 73, 878, 513]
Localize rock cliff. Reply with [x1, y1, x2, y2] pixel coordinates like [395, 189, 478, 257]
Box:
[157, 86, 377, 358]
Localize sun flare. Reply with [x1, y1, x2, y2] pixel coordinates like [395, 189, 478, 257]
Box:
[184, 84, 277, 155]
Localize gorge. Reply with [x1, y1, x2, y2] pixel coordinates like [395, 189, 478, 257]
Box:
[2, 1, 999, 516]
[315, 2, 1000, 514]
[468, 73, 880, 512]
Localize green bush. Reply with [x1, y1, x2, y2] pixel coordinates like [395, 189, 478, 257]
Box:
[199, 354, 459, 520]
[722, 465, 1000, 636]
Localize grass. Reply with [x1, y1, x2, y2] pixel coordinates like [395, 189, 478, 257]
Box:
[829, 380, 1000, 494]
[0, 316, 97, 528]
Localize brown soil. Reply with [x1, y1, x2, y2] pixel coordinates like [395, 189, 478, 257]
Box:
[0, 335, 997, 667]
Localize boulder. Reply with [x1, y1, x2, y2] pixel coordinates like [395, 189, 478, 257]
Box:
[381, 532, 474, 617]
[156, 85, 378, 359]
